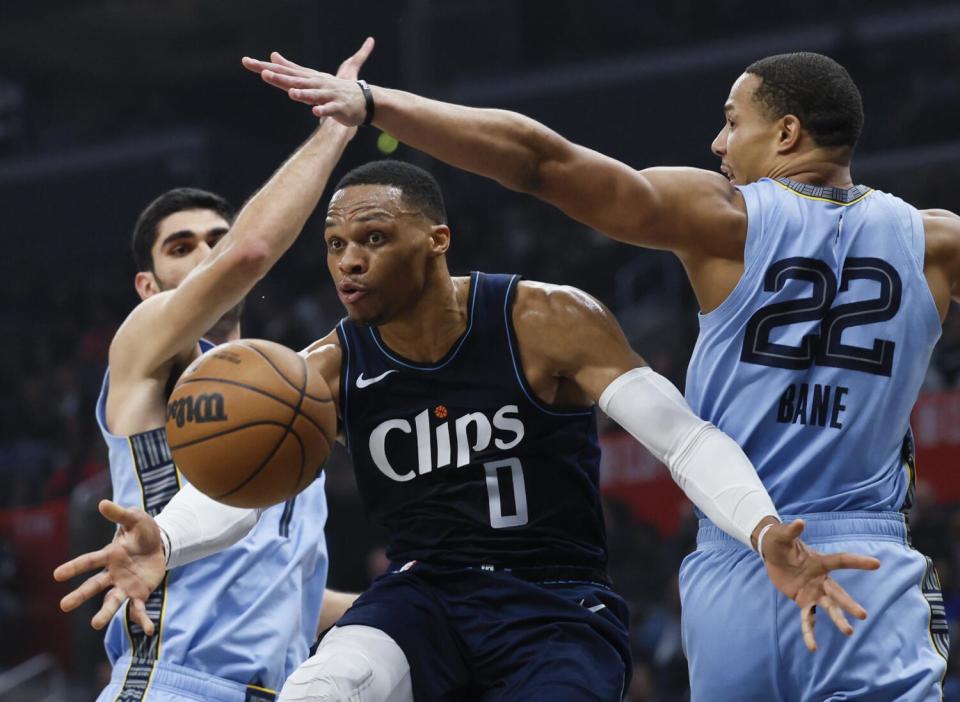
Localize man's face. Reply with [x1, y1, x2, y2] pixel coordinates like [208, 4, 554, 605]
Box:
[324, 184, 445, 326]
[148, 209, 230, 291]
[136, 208, 243, 329]
[711, 73, 782, 186]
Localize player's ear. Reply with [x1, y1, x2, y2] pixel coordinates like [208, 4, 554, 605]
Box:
[134, 271, 161, 301]
[428, 224, 451, 256]
[777, 114, 802, 153]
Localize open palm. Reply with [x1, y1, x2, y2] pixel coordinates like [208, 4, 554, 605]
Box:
[53, 499, 166, 634]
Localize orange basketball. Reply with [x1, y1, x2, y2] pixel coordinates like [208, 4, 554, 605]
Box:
[164, 339, 336, 508]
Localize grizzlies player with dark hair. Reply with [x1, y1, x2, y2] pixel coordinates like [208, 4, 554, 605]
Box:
[248, 50, 955, 699]
[52, 40, 373, 702]
[253, 158, 873, 701]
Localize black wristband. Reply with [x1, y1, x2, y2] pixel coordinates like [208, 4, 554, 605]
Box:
[357, 79, 375, 126]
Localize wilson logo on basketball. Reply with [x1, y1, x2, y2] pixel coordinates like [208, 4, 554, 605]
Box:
[166, 393, 228, 428]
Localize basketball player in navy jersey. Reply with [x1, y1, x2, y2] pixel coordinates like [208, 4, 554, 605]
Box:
[245, 50, 956, 699]
[246, 159, 872, 702]
[52, 40, 372, 702]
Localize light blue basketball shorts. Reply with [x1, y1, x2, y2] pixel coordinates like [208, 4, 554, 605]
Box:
[679, 512, 948, 702]
[97, 656, 277, 702]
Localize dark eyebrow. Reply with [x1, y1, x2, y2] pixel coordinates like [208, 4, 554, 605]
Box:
[206, 226, 229, 238]
[160, 230, 197, 247]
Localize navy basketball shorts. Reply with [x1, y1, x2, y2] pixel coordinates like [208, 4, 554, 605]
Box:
[336, 561, 632, 700]
[679, 512, 949, 702]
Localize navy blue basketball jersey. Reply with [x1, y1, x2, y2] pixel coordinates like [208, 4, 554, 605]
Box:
[337, 272, 607, 570]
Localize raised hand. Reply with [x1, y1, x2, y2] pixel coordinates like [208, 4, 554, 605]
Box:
[760, 519, 880, 652]
[242, 37, 375, 126]
[53, 499, 166, 635]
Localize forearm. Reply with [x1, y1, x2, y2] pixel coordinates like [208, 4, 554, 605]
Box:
[599, 367, 778, 548]
[156, 483, 263, 569]
[317, 589, 359, 636]
[372, 87, 560, 194]
[224, 118, 354, 269]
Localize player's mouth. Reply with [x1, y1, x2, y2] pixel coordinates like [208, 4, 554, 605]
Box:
[338, 280, 369, 305]
[720, 164, 736, 184]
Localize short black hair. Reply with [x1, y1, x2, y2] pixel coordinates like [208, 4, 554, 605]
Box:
[333, 160, 447, 224]
[131, 187, 234, 272]
[745, 52, 864, 149]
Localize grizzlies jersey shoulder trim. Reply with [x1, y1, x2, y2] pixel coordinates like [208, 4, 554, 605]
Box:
[772, 177, 873, 205]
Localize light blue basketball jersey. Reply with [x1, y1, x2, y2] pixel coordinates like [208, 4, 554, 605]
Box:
[686, 177, 941, 515]
[94, 341, 329, 698]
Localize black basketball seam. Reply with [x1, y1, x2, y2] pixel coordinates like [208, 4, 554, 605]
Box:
[213, 348, 309, 501]
[241, 341, 332, 403]
[177, 376, 331, 436]
[167, 420, 290, 451]
[170, 377, 333, 460]
[291, 354, 308, 493]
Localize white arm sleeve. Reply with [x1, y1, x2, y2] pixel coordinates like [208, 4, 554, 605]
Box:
[598, 367, 778, 548]
[155, 482, 264, 569]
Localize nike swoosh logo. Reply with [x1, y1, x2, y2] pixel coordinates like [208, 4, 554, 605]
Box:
[579, 599, 606, 613]
[356, 370, 398, 389]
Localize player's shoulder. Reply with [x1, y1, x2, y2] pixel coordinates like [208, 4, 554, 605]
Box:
[512, 281, 616, 358]
[922, 209, 960, 260]
[641, 166, 746, 258]
[513, 280, 607, 322]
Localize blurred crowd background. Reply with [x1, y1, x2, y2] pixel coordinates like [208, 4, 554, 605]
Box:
[2, 2, 960, 700]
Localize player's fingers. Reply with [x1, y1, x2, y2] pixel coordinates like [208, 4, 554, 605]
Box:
[271, 51, 309, 71]
[339, 37, 375, 73]
[53, 547, 110, 581]
[289, 89, 336, 106]
[821, 552, 880, 573]
[91, 587, 126, 629]
[823, 577, 868, 620]
[60, 570, 113, 612]
[99, 500, 140, 531]
[243, 57, 302, 77]
[820, 595, 853, 636]
[780, 518, 806, 541]
[800, 604, 817, 652]
[262, 71, 318, 90]
[131, 598, 155, 636]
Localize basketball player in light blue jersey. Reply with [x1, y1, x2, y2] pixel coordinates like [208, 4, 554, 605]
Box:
[53, 40, 373, 702]
[247, 51, 957, 699]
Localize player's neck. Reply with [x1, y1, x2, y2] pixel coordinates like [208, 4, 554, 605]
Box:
[377, 270, 469, 364]
[768, 152, 854, 190]
[204, 321, 241, 346]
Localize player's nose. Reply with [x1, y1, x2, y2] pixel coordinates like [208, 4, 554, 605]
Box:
[338, 243, 366, 275]
[711, 126, 727, 158]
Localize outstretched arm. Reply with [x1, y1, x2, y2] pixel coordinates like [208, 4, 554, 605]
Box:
[113, 38, 375, 383]
[242, 54, 745, 257]
[512, 282, 880, 651]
